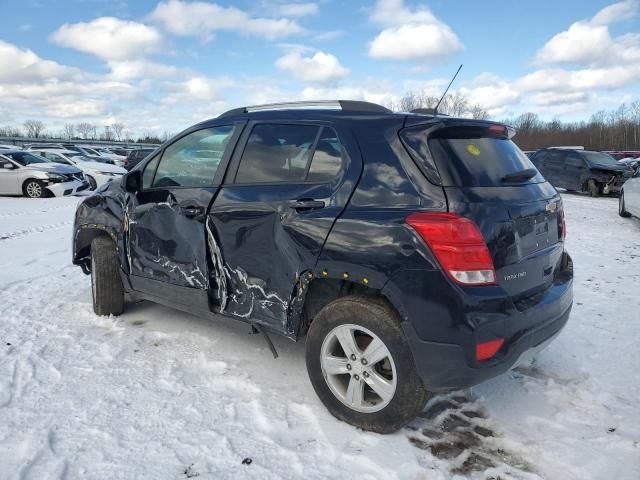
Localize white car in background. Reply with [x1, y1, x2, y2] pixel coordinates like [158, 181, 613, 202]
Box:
[619, 165, 640, 219]
[0, 150, 88, 198]
[30, 149, 126, 190]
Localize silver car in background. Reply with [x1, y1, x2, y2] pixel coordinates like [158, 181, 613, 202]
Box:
[0, 150, 89, 198]
[620, 166, 640, 219]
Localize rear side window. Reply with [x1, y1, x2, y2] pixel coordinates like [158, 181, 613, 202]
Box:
[426, 127, 544, 187]
[306, 128, 344, 183]
[235, 124, 319, 183]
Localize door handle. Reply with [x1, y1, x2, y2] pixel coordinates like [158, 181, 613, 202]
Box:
[290, 199, 325, 211]
[181, 205, 204, 217]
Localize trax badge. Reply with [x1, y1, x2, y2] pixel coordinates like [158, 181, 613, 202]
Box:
[504, 272, 527, 281]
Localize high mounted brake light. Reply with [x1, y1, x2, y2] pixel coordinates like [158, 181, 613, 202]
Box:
[406, 212, 496, 286]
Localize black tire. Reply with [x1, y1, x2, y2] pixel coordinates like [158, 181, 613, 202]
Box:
[619, 191, 631, 217]
[305, 295, 431, 433]
[87, 175, 97, 191]
[90, 236, 124, 316]
[587, 179, 600, 197]
[22, 179, 45, 198]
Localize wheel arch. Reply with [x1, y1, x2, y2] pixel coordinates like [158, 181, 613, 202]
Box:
[73, 225, 119, 272]
[293, 274, 404, 339]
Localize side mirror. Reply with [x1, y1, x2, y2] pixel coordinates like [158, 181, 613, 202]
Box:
[123, 170, 142, 193]
[2, 163, 14, 170]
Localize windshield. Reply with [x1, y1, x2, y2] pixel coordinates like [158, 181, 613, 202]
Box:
[84, 148, 100, 156]
[72, 155, 93, 162]
[582, 151, 619, 166]
[5, 152, 48, 166]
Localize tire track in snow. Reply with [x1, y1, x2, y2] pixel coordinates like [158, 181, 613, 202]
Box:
[0, 203, 74, 220]
[406, 392, 540, 479]
[0, 220, 73, 241]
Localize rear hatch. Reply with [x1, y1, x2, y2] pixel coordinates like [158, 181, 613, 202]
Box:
[402, 122, 565, 300]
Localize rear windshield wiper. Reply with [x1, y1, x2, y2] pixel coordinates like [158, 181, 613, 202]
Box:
[501, 168, 538, 183]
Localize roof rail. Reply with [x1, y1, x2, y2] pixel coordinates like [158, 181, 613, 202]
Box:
[218, 100, 391, 117]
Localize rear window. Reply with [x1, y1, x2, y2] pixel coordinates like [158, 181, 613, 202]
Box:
[403, 126, 544, 187]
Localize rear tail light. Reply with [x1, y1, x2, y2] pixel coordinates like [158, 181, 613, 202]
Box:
[406, 212, 496, 286]
[560, 207, 567, 241]
[476, 338, 504, 361]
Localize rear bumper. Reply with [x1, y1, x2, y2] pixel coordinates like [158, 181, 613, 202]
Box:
[392, 252, 573, 391]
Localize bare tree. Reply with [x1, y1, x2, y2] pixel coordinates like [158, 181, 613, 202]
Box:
[76, 122, 95, 140]
[23, 120, 46, 138]
[0, 125, 23, 137]
[111, 122, 125, 141]
[62, 123, 75, 140]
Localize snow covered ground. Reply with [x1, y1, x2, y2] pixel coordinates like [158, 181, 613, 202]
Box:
[0, 193, 638, 480]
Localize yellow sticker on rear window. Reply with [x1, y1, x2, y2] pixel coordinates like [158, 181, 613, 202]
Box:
[467, 144, 481, 156]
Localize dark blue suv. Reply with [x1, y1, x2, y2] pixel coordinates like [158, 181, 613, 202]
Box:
[72, 100, 573, 433]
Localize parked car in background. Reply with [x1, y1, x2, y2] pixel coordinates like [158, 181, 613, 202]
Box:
[29, 149, 126, 190]
[617, 156, 640, 170]
[0, 144, 19, 150]
[531, 148, 633, 196]
[124, 148, 156, 170]
[604, 151, 640, 161]
[619, 165, 640, 218]
[87, 147, 127, 166]
[0, 150, 88, 198]
[72, 100, 573, 433]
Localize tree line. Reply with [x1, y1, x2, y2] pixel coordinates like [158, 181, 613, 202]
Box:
[0, 120, 170, 144]
[2, 97, 640, 151]
[389, 91, 640, 151]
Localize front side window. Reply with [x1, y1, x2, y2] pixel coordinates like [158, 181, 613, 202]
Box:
[150, 125, 236, 188]
[235, 124, 319, 183]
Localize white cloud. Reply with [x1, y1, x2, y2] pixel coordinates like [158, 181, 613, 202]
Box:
[107, 60, 179, 81]
[150, 0, 303, 40]
[275, 51, 349, 84]
[0, 40, 78, 83]
[51, 17, 162, 61]
[273, 2, 318, 17]
[368, 0, 462, 62]
[534, 0, 640, 66]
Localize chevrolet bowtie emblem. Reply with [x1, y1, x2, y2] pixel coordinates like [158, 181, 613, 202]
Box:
[546, 202, 558, 213]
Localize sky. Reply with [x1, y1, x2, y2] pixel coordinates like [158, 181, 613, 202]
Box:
[1, 0, 639, 138]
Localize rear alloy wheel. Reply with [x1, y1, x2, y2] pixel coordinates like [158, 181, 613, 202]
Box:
[90, 236, 124, 316]
[619, 191, 631, 217]
[23, 179, 45, 198]
[87, 175, 97, 190]
[306, 296, 430, 433]
[587, 179, 600, 197]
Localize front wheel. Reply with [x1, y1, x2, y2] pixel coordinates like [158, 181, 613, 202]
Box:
[305, 296, 430, 433]
[23, 179, 45, 198]
[91, 236, 124, 316]
[619, 191, 631, 217]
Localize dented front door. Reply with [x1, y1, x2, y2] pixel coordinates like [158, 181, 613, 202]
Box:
[127, 124, 243, 309]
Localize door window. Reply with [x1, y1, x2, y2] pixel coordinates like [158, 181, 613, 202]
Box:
[0, 157, 15, 169]
[306, 127, 344, 183]
[235, 124, 319, 183]
[566, 154, 584, 168]
[150, 125, 236, 188]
